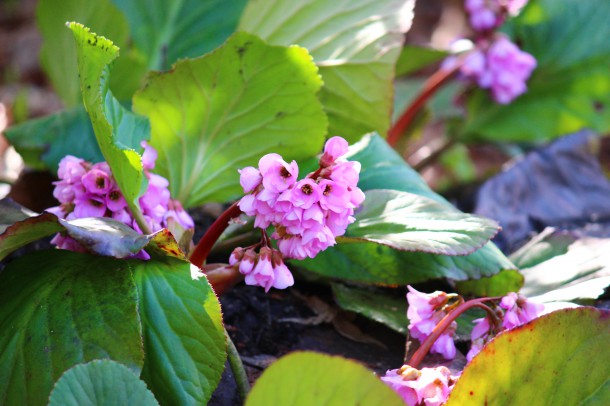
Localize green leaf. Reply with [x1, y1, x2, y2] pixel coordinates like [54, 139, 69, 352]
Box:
[0, 250, 143, 406]
[132, 257, 226, 405]
[68, 22, 150, 223]
[37, 0, 131, 106]
[520, 237, 610, 303]
[344, 189, 499, 255]
[4, 108, 101, 171]
[395, 45, 449, 76]
[133, 31, 327, 207]
[447, 308, 610, 405]
[246, 351, 404, 406]
[332, 283, 407, 334]
[49, 360, 159, 406]
[240, 0, 415, 142]
[455, 269, 524, 297]
[0, 198, 38, 233]
[0, 212, 61, 261]
[509, 228, 577, 269]
[111, 0, 248, 70]
[296, 134, 515, 285]
[464, 0, 610, 142]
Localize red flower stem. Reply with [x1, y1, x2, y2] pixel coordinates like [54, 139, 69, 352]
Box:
[407, 297, 500, 368]
[387, 63, 461, 148]
[190, 201, 242, 268]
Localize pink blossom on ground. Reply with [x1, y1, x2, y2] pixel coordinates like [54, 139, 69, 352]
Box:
[406, 286, 457, 360]
[381, 365, 457, 406]
[500, 292, 544, 329]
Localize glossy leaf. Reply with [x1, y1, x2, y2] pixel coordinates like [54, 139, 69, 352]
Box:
[132, 257, 226, 405]
[509, 228, 577, 269]
[246, 352, 404, 406]
[240, 0, 414, 142]
[464, 0, 610, 142]
[520, 237, 610, 303]
[133, 31, 326, 207]
[37, 0, 130, 106]
[111, 0, 247, 70]
[49, 360, 159, 406]
[68, 23, 149, 223]
[4, 108, 101, 171]
[332, 283, 407, 335]
[455, 270, 524, 297]
[344, 189, 499, 255]
[297, 135, 515, 285]
[447, 308, 610, 405]
[0, 250, 143, 406]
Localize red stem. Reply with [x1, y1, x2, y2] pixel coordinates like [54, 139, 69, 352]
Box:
[387, 63, 460, 147]
[407, 297, 499, 368]
[190, 201, 242, 268]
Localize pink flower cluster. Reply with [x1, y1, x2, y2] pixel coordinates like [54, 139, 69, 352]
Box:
[465, 0, 528, 31]
[229, 246, 294, 292]
[47, 141, 194, 253]
[407, 286, 457, 360]
[381, 365, 457, 406]
[237, 136, 365, 260]
[466, 292, 543, 361]
[461, 36, 536, 104]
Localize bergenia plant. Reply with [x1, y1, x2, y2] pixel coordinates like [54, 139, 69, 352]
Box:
[1, 0, 609, 405]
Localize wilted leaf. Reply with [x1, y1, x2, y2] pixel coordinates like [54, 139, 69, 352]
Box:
[447, 308, 610, 405]
[133, 32, 326, 206]
[240, 0, 415, 142]
[49, 360, 159, 406]
[246, 352, 404, 406]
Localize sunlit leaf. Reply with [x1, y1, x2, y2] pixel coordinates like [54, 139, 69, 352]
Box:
[455, 270, 524, 297]
[133, 31, 326, 207]
[240, 0, 415, 142]
[0, 250, 144, 406]
[344, 189, 499, 255]
[395, 45, 449, 76]
[49, 360, 159, 406]
[132, 257, 226, 405]
[246, 352, 404, 406]
[68, 22, 149, 223]
[447, 308, 610, 405]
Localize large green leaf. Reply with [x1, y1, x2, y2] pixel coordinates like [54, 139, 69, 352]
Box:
[37, 0, 131, 106]
[132, 257, 226, 405]
[68, 23, 150, 224]
[4, 108, 101, 171]
[455, 269, 524, 297]
[246, 352, 404, 405]
[133, 31, 327, 207]
[111, 0, 247, 70]
[296, 134, 515, 285]
[240, 0, 414, 142]
[464, 0, 610, 142]
[49, 360, 159, 406]
[344, 189, 499, 255]
[395, 45, 449, 76]
[0, 250, 143, 406]
[447, 308, 610, 405]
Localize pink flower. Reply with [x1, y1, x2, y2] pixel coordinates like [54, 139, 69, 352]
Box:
[73, 195, 107, 218]
[231, 246, 294, 291]
[381, 365, 456, 406]
[106, 188, 127, 212]
[290, 179, 322, 209]
[164, 199, 194, 229]
[500, 292, 544, 329]
[57, 155, 87, 182]
[406, 286, 457, 360]
[259, 153, 298, 193]
[141, 140, 157, 170]
[320, 136, 349, 167]
[466, 317, 492, 361]
[239, 166, 262, 193]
